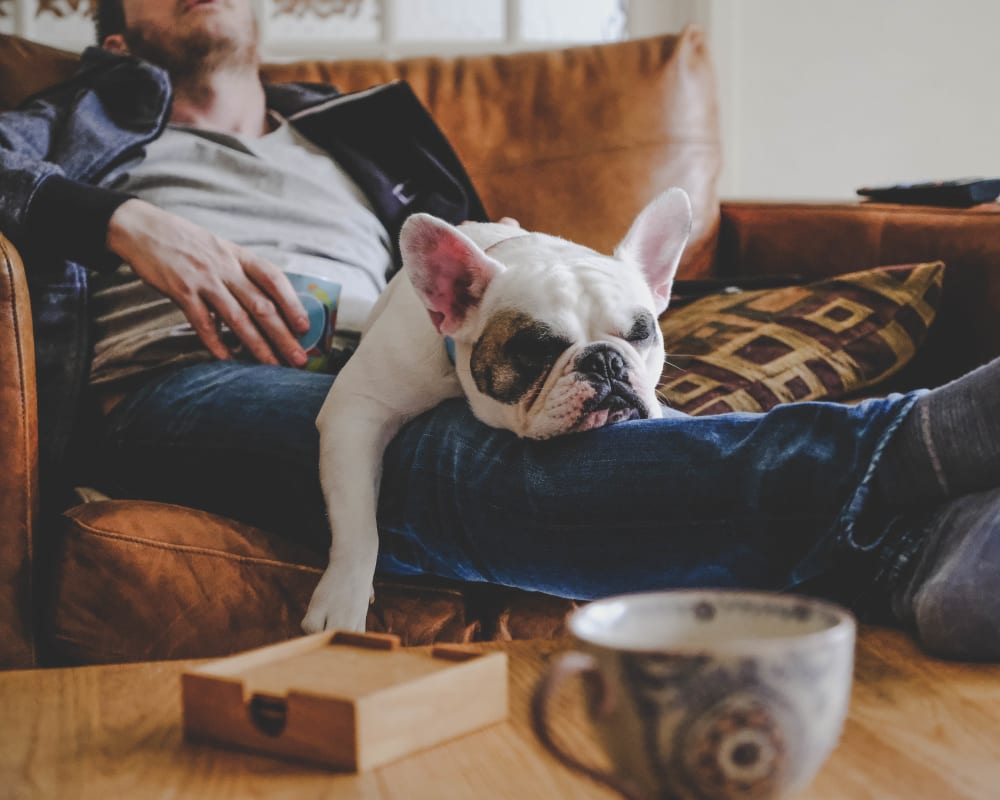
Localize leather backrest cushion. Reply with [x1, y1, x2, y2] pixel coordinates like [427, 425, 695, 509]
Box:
[263, 28, 721, 277]
[0, 34, 79, 111]
[0, 28, 721, 277]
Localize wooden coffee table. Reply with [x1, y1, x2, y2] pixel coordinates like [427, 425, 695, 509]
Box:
[1, 629, 999, 798]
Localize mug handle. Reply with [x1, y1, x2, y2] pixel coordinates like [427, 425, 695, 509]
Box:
[531, 651, 642, 800]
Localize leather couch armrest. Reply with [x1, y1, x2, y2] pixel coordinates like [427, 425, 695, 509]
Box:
[0, 232, 39, 669]
[716, 200, 1000, 388]
[718, 200, 1000, 278]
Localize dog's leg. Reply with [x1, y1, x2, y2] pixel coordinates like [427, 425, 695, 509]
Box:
[302, 278, 461, 633]
[301, 385, 406, 633]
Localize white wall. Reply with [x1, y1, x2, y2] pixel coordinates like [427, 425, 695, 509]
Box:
[728, 0, 1000, 199]
[657, 0, 1000, 200]
[631, 0, 1000, 199]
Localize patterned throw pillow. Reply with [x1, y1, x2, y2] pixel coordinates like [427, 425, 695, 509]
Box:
[657, 262, 945, 415]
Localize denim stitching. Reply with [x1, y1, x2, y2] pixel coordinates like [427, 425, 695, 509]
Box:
[919, 400, 951, 495]
[841, 391, 925, 553]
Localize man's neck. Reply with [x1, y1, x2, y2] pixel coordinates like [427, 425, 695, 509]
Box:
[170, 67, 269, 138]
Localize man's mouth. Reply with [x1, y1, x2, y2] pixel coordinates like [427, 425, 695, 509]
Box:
[182, 0, 221, 11]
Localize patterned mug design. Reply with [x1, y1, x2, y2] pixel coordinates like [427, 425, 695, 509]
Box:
[532, 591, 855, 800]
[620, 651, 800, 800]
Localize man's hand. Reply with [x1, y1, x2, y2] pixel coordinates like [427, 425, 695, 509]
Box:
[106, 199, 311, 367]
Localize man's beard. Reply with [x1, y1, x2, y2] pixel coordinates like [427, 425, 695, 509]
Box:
[123, 16, 259, 86]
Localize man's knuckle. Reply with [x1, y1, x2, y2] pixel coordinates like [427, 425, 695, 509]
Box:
[231, 308, 253, 328]
[257, 272, 282, 293]
[250, 297, 276, 317]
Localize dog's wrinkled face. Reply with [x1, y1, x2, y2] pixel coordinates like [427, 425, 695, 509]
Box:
[457, 235, 667, 438]
[400, 188, 693, 439]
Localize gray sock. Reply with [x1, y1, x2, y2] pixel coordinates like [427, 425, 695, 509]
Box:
[877, 357, 1000, 508]
[891, 487, 1000, 660]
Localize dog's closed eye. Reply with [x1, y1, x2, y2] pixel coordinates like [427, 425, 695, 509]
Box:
[623, 310, 656, 345]
[505, 327, 571, 367]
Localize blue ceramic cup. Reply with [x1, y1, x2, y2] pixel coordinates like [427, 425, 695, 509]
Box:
[286, 273, 341, 372]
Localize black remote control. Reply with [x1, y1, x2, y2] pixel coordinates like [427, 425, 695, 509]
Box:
[857, 178, 1000, 207]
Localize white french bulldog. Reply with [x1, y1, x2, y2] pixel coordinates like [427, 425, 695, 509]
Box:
[302, 188, 693, 633]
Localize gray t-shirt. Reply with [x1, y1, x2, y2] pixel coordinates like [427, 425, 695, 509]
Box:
[89, 112, 392, 387]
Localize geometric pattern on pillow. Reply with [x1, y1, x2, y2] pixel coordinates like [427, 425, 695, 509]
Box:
[657, 262, 945, 415]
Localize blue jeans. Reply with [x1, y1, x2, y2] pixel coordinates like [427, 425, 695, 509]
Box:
[92, 361, 920, 614]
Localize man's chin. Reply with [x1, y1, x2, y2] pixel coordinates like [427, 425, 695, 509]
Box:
[123, 14, 258, 77]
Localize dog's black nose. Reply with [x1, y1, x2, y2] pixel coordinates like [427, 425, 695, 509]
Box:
[577, 345, 627, 384]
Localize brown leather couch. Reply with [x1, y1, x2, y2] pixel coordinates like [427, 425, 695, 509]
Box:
[3, 28, 1000, 670]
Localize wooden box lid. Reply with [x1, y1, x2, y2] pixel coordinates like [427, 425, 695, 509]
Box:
[182, 631, 508, 771]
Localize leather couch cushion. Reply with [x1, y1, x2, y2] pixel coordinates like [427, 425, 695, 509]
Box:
[51, 500, 572, 664]
[51, 501, 478, 663]
[52, 500, 324, 663]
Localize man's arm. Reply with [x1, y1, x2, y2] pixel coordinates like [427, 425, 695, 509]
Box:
[0, 98, 134, 272]
[0, 99, 311, 367]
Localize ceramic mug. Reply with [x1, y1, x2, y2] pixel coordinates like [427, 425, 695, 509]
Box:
[286, 273, 341, 373]
[531, 590, 856, 800]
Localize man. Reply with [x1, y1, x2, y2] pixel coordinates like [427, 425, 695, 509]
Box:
[2, 0, 998, 658]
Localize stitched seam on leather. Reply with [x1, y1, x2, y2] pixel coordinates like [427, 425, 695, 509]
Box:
[49, 633, 135, 662]
[469, 136, 721, 174]
[721, 201, 999, 218]
[0, 236, 36, 666]
[66, 518, 323, 574]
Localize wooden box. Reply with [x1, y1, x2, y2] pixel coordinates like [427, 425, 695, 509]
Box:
[181, 631, 508, 770]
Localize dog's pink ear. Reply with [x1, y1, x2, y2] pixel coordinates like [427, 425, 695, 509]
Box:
[400, 213, 504, 335]
[614, 188, 693, 315]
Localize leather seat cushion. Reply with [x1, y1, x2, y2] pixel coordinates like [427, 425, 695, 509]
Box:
[49, 500, 574, 664]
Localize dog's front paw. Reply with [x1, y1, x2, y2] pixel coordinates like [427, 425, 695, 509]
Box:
[302, 567, 371, 633]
